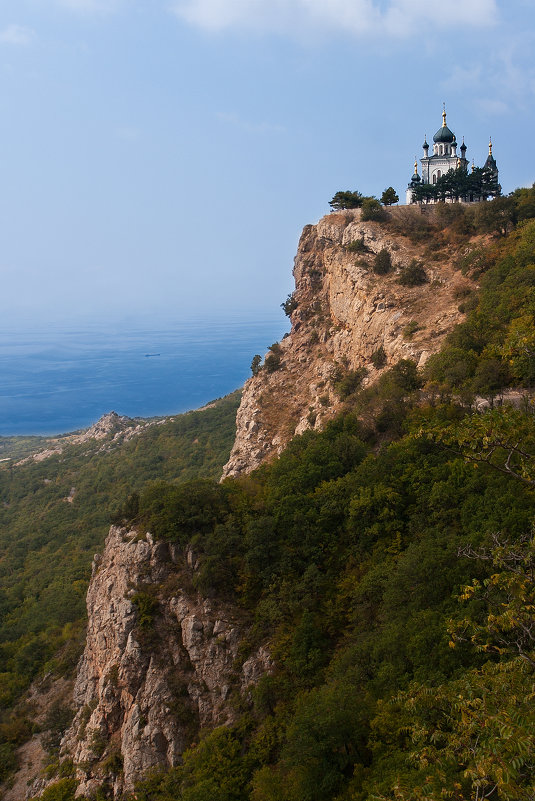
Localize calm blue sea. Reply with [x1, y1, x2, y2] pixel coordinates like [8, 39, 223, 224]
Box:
[0, 314, 288, 436]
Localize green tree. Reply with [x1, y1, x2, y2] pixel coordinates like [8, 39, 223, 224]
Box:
[329, 190, 363, 210]
[501, 315, 535, 385]
[139, 479, 230, 542]
[471, 358, 509, 402]
[281, 294, 298, 317]
[182, 728, 252, 801]
[265, 343, 282, 373]
[373, 248, 392, 275]
[435, 167, 464, 202]
[512, 183, 535, 222]
[369, 658, 535, 801]
[416, 406, 535, 488]
[369, 532, 535, 801]
[381, 187, 399, 206]
[452, 532, 535, 665]
[361, 197, 387, 222]
[475, 196, 516, 237]
[280, 681, 371, 800]
[481, 165, 502, 199]
[388, 359, 421, 392]
[346, 238, 370, 253]
[411, 180, 438, 204]
[397, 260, 427, 287]
[251, 354, 262, 377]
[371, 346, 387, 369]
[423, 347, 478, 390]
[333, 367, 368, 399]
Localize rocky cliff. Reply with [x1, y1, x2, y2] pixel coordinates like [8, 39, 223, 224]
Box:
[52, 527, 270, 798]
[222, 206, 477, 477]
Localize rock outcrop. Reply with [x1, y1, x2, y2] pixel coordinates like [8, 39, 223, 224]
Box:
[16, 412, 174, 466]
[57, 527, 271, 798]
[222, 207, 477, 477]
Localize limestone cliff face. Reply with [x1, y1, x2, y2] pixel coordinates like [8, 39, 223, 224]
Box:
[222, 207, 476, 477]
[59, 526, 270, 798]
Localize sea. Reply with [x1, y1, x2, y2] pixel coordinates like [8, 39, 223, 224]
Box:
[0, 314, 288, 436]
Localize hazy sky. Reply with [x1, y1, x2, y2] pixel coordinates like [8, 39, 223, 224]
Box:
[0, 0, 533, 327]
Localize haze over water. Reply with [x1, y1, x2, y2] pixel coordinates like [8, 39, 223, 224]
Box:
[0, 314, 287, 436]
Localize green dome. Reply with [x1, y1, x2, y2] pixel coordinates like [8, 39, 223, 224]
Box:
[433, 125, 455, 143]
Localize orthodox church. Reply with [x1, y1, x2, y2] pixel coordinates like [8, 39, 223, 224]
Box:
[406, 108, 499, 204]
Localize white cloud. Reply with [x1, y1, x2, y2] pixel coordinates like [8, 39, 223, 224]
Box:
[170, 0, 498, 37]
[384, 0, 497, 36]
[444, 34, 535, 115]
[0, 24, 35, 46]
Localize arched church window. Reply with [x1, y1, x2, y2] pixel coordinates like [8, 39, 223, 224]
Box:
[445, 145, 449, 154]
[433, 174, 437, 184]
[437, 170, 441, 179]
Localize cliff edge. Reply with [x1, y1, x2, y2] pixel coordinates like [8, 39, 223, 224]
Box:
[222, 206, 478, 477]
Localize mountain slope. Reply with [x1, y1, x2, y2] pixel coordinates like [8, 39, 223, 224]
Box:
[223, 205, 482, 477]
[8, 190, 535, 801]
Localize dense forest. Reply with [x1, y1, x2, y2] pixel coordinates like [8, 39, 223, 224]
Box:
[5, 188, 535, 801]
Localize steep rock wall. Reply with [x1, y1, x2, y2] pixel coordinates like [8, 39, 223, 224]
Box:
[57, 527, 270, 798]
[222, 207, 476, 477]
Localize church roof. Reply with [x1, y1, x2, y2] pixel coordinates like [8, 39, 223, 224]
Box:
[433, 124, 455, 143]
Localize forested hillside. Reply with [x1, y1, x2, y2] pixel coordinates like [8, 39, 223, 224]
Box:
[5, 189, 535, 801]
[111, 201, 535, 800]
[0, 392, 240, 784]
